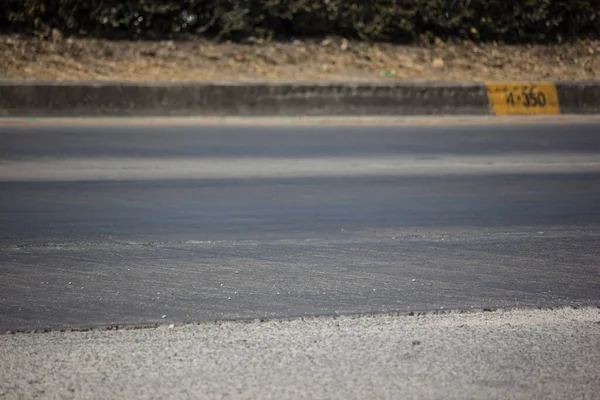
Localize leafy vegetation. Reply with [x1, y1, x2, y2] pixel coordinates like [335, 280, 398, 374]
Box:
[2, 0, 599, 43]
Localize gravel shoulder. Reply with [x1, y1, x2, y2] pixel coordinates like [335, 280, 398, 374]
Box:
[1, 307, 598, 400]
[1, 35, 598, 82]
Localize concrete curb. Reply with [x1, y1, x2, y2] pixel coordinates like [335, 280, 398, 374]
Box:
[555, 81, 600, 115]
[0, 81, 598, 117]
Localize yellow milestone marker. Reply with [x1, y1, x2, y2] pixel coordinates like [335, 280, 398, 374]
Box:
[486, 82, 560, 116]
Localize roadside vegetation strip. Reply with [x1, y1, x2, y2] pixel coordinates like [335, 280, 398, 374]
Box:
[3, 0, 598, 43]
[2, 3, 597, 84]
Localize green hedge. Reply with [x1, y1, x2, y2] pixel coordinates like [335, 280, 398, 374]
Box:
[2, 0, 600, 42]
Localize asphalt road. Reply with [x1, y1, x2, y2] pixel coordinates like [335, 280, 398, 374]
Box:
[1, 119, 600, 331]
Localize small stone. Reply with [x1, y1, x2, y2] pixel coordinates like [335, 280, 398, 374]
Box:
[340, 38, 349, 51]
[161, 315, 167, 319]
[321, 39, 331, 47]
[51, 28, 63, 43]
[68, 282, 72, 285]
[412, 279, 416, 282]
[168, 324, 175, 329]
[319, 63, 331, 72]
[432, 58, 445, 69]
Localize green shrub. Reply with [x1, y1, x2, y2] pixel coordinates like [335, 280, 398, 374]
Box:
[1, 0, 599, 42]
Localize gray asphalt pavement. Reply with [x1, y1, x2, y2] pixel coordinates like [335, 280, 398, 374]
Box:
[1, 119, 600, 331]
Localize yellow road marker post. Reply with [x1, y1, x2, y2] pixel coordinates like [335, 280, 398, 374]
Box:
[486, 82, 560, 116]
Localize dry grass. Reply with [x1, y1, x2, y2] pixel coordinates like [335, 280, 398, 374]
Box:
[1, 35, 598, 82]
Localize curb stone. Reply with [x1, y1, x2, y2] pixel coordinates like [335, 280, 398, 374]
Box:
[0, 81, 598, 117]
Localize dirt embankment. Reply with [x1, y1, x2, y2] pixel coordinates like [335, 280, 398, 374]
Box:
[1, 35, 598, 82]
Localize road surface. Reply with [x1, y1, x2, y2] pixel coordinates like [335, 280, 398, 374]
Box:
[1, 117, 600, 399]
[0, 118, 599, 331]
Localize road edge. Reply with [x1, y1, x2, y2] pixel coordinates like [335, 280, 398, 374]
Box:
[1, 81, 598, 117]
[2, 305, 598, 336]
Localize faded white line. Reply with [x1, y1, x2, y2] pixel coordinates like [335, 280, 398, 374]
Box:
[1, 154, 599, 181]
[2, 115, 600, 128]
